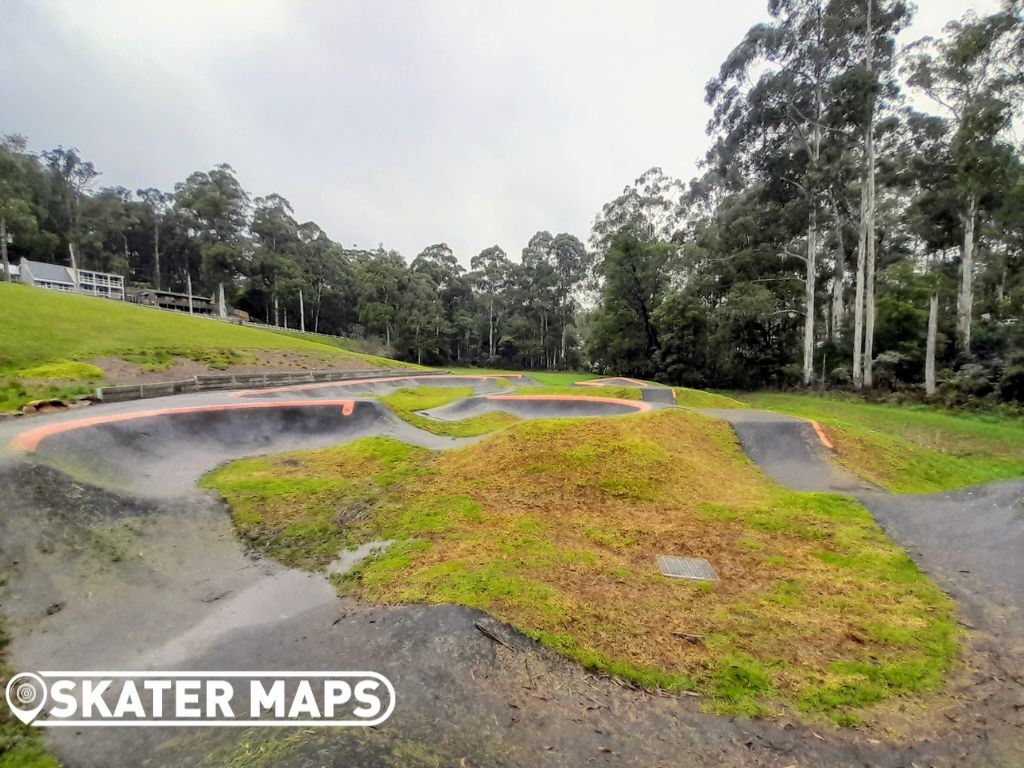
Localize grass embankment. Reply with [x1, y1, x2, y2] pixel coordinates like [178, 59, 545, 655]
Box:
[740, 393, 1024, 494]
[0, 282, 409, 411]
[0, 626, 60, 768]
[673, 388, 749, 409]
[203, 410, 958, 726]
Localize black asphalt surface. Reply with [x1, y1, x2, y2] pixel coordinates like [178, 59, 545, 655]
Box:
[0, 381, 1022, 766]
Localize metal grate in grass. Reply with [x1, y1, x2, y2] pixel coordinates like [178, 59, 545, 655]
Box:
[657, 555, 718, 581]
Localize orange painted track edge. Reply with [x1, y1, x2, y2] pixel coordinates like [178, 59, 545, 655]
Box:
[808, 419, 834, 450]
[9, 400, 358, 453]
[574, 377, 650, 388]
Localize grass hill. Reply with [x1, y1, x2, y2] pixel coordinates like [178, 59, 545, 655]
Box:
[204, 409, 958, 727]
[0, 282, 411, 411]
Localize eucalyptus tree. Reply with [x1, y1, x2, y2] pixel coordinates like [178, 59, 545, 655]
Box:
[706, 0, 858, 385]
[79, 186, 139, 273]
[588, 231, 672, 376]
[589, 167, 685, 255]
[41, 146, 99, 266]
[0, 136, 45, 280]
[550, 233, 591, 366]
[905, 5, 1024, 356]
[843, 0, 912, 388]
[354, 248, 407, 351]
[411, 243, 465, 357]
[296, 222, 349, 333]
[174, 164, 250, 293]
[469, 245, 512, 359]
[137, 187, 172, 288]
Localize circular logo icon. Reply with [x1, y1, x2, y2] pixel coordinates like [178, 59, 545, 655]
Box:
[5, 672, 48, 725]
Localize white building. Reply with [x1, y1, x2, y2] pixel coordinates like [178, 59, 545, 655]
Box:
[18, 259, 124, 300]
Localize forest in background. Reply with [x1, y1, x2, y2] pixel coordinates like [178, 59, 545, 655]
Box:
[1, 0, 1022, 404]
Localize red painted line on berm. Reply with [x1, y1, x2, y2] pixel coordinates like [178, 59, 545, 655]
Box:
[9, 400, 358, 453]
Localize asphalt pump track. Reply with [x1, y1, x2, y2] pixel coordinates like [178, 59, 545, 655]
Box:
[0, 375, 1021, 767]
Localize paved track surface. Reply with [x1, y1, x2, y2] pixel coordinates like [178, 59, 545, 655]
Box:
[1, 377, 1022, 767]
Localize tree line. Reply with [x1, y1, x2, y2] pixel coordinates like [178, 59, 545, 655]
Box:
[0, 139, 592, 367]
[1, 0, 1022, 403]
[588, 0, 1024, 404]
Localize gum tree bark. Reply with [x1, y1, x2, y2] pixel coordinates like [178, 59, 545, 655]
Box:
[957, 193, 978, 355]
[803, 213, 817, 386]
[925, 291, 938, 395]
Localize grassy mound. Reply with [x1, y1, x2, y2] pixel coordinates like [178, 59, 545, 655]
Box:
[204, 410, 958, 726]
[0, 283, 410, 410]
[378, 386, 519, 437]
[740, 393, 1024, 493]
[673, 387, 749, 409]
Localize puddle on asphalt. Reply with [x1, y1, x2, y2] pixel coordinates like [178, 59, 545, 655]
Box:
[135, 568, 338, 667]
[325, 540, 393, 576]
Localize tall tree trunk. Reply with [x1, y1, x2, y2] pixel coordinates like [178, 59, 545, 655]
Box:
[852, 181, 868, 387]
[925, 291, 938, 395]
[803, 213, 817, 386]
[186, 272, 194, 316]
[830, 202, 845, 341]
[560, 318, 568, 369]
[488, 298, 495, 358]
[957, 193, 977, 356]
[68, 243, 79, 292]
[299, 289, 305, 333]
[314, 285, 322, 333]
[1, 217, 9, 283]
[153, 219, 161, 290]
[863, 124, 877, 388]
[862, 0, 877, 388]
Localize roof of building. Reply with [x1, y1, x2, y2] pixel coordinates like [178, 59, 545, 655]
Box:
[135, 287, 214, 302]
[23, 259, 74, 284]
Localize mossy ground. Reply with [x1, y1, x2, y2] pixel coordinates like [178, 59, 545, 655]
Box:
[739, 393, 1024, 493]
[204, 410, 959, 726]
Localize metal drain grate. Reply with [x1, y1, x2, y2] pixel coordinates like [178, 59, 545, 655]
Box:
[657, 555, 718, 581]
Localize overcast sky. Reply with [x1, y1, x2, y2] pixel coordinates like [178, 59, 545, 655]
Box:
[0, 0, 998, 265]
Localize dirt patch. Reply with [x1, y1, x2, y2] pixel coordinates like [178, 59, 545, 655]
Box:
[91, 350, 377, 384]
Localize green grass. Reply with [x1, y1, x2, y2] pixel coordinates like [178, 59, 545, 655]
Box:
[200, 437, 430, 570]
[738, 392, 1024, 493]
[0, 282, 411, 410]
[673, 387, 749, 409]
[0, 625, 61, 768]
[444, 367, 602, 387]
[205, 410, 959, 727]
